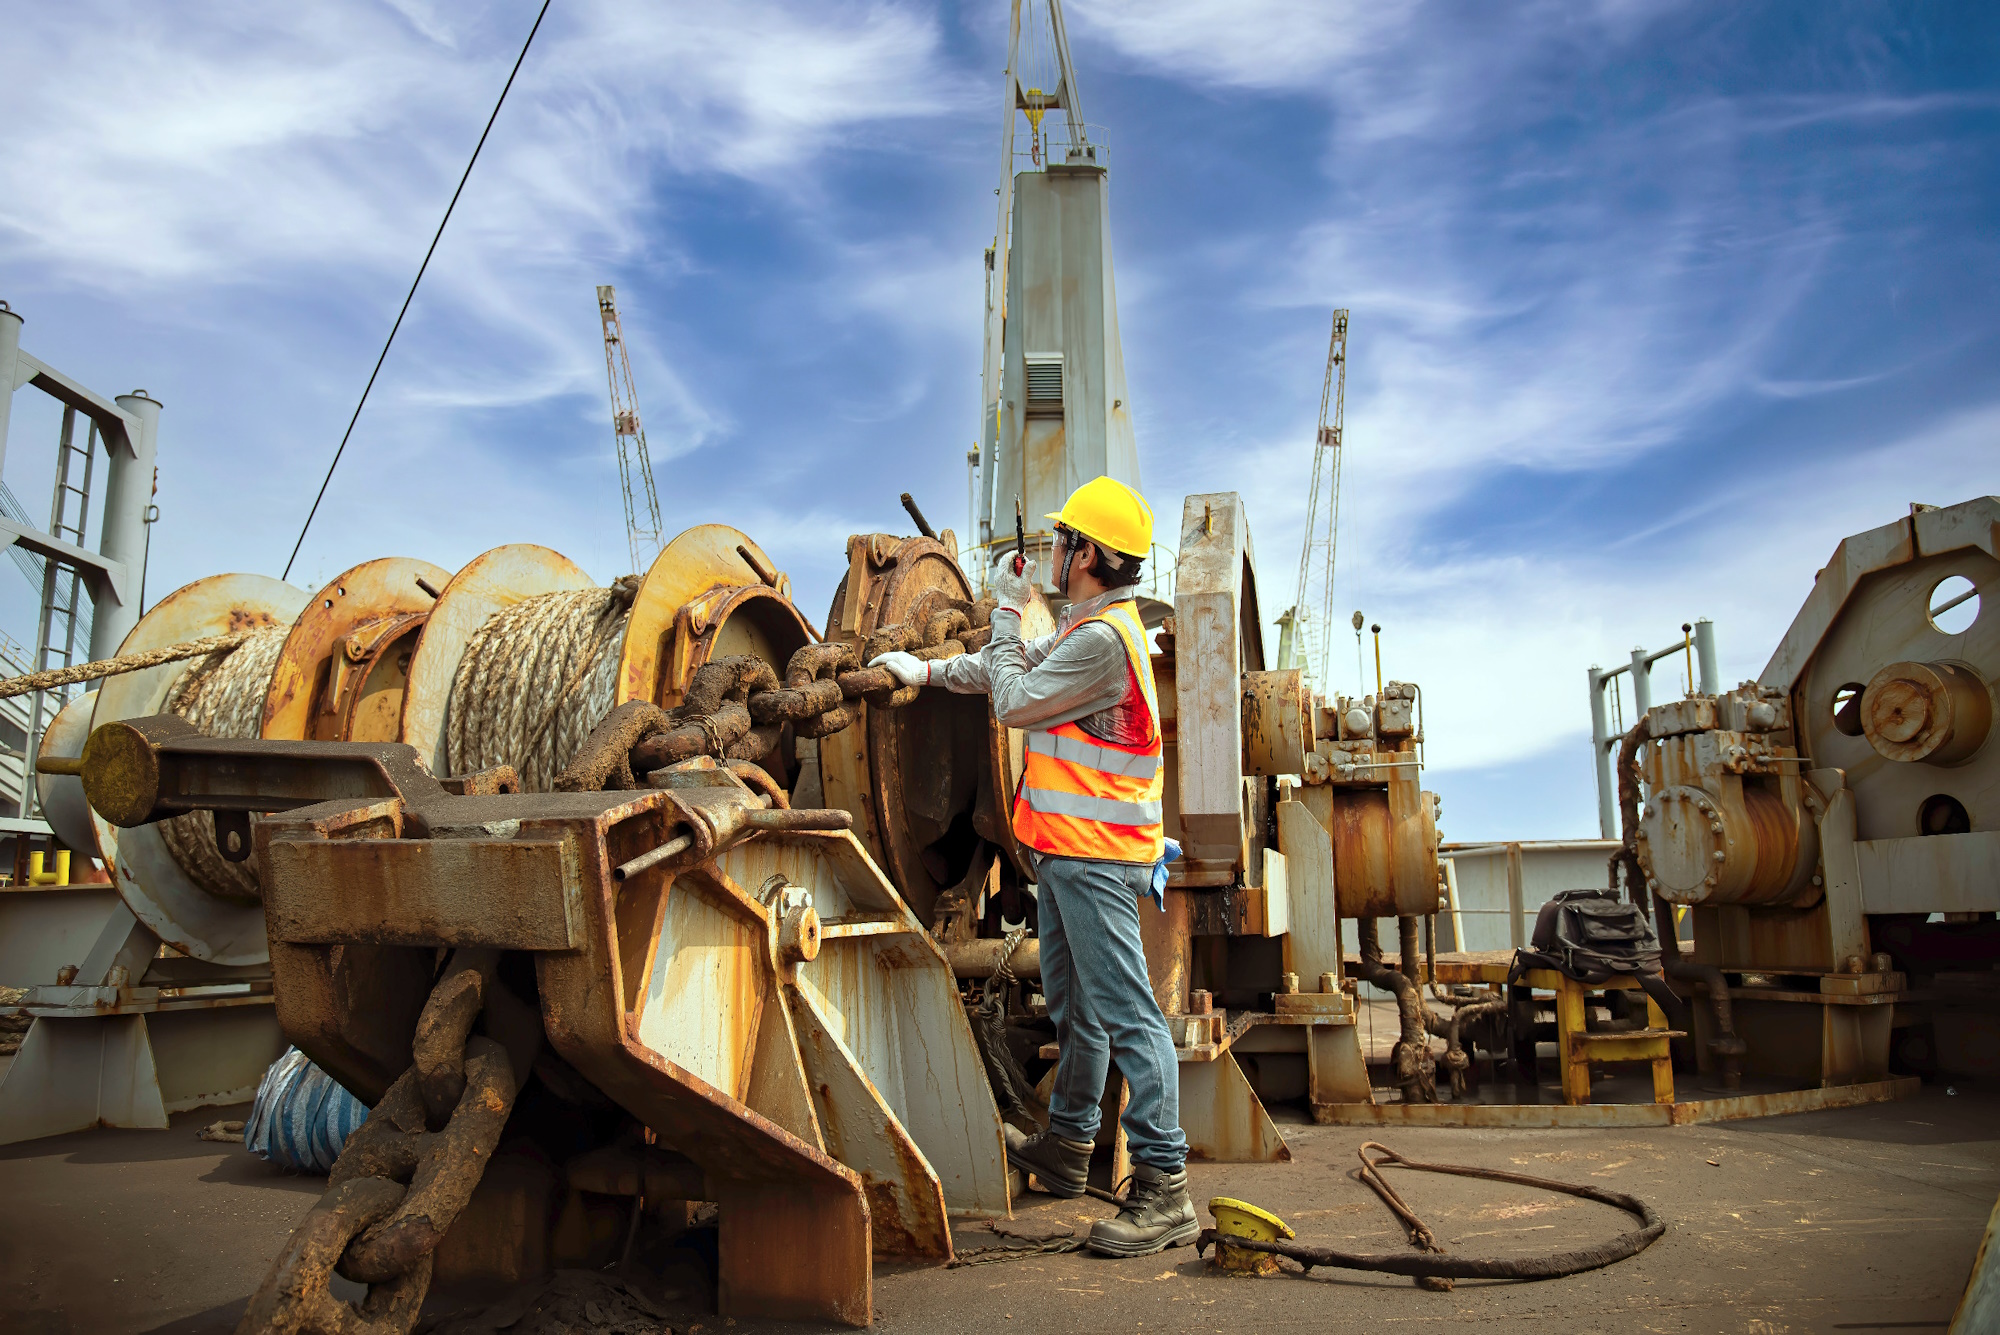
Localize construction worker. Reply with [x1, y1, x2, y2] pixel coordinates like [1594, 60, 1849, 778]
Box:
[869, 476, 1194, 1258]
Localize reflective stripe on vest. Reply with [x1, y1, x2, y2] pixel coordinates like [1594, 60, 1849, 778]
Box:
[1025, 729, 1163, 779]
[1010, 598, 1165, 863]
[1020, 786, 1165, 825]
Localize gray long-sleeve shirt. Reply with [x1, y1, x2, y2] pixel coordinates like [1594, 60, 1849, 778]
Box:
[931, 588, 1151, 745]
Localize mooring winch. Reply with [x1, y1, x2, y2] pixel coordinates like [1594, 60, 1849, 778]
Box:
[75, 710, 1006, 1327]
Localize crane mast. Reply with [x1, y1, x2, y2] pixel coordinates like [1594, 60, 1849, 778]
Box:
[597, 284, 665, 574]
[1291, 309, 1349, 690]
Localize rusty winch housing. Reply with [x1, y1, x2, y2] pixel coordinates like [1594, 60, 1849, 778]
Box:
[1634, 684, 1820, 908]
[1618, 496, 2000, 1092]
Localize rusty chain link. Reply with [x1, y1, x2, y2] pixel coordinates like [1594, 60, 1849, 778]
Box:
[237, 964, 519, 1335]
[556, 591, 999, 792]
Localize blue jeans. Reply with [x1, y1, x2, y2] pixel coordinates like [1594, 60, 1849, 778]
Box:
[1038, 855, 1188, 1171]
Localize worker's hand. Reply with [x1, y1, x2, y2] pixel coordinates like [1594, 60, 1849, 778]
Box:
[990, 554, 1036, 614]
[869, 651, 930, 688]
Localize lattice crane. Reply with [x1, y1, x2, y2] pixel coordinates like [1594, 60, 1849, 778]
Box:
[597, 285, 665, 574]
[1290, 309, 1350, 690]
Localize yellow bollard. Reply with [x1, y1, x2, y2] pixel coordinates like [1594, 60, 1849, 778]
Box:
[25, 850, 70, 885]
[1208, 1197, 1295, 1276]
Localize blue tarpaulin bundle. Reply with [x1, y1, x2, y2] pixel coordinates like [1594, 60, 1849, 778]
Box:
[244, 1046, 368, 1174]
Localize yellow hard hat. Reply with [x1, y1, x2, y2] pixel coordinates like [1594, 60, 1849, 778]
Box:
[1047, 476, 1152, 559]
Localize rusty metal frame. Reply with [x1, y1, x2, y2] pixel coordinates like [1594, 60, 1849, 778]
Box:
[263, 556, 449, 744]
[81, 716, 1009, 1323]
[618, 524, 805, 709]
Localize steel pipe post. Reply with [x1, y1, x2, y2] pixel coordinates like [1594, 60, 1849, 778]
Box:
[91, 391, 160, 659]
[1588, 666, 1616, 839]
[0, 302, 21, 484]
[1694, 618, 1719, 695]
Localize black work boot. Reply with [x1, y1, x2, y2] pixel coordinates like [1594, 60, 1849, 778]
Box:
[1005, 1124, 1092, 1199]
[1087, 1163, 1198, 1257]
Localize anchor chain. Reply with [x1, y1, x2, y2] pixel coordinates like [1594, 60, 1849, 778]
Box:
[556, 591, 999, 791]
[236, 965, 519, 1335]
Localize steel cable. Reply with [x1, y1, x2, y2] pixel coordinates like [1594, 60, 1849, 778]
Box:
[282, 0, 552, 581]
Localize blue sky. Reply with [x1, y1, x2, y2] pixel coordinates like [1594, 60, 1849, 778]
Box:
[2, 0, 1996, 841]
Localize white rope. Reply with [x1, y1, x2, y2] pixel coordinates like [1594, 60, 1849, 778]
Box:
[158, 625, 290, 904]
[445, 587, 628, 792]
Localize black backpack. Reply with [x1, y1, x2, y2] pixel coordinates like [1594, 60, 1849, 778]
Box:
[1509, 889, 1683, 1024]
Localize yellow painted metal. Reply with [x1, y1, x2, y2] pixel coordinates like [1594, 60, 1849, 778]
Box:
[262, 557, 452, 743]
[398, 544, 592, 771]
[1208, 1196, 1294, 1274]
[87, 573, 307, 964]
[616, 524, 806, 708]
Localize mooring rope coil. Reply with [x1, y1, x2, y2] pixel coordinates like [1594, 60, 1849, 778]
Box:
[445, 585, 632, 793]
[159, 625, 291, 903]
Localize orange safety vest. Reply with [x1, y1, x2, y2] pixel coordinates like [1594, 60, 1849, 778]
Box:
[1011, 599, 1165, 865]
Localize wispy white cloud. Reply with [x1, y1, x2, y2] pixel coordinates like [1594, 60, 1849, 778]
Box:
[1069, 0, 1423, 93]
[0, 1, 964, 288]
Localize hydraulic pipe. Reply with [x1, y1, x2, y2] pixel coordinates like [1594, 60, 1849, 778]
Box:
[1351, 917, 1437, 1103]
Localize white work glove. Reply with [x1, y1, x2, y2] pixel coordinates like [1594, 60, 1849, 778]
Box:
[990, 553, 1036, 615]
[869, 650, 930, 688]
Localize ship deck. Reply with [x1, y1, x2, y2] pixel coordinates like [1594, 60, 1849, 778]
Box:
[1, 1077, 1993, 1334]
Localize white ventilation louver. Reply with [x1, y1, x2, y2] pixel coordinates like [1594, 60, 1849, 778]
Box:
[1024, 353, 1064, 413]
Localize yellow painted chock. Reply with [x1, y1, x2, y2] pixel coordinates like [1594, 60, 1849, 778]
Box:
[1207, 1197, 1294, 1275]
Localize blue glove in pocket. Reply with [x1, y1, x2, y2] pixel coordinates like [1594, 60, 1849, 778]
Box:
[1148, 837, 1182, 911]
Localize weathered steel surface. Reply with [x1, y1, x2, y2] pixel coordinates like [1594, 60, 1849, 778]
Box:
[1241, 669, 1308, 777]
[1323, 787, 1393, 918]
[1172, 494, 1262, 875]
[1779, 498, 1997, 848]
[616, 519, 796, 707]
[77, 720, 1020, 1322]
[87, 573, 306, 966]
[265, 836, 583, 950]
[1277, 799, 1342, 990]
[398, 545, 593, 772]
[34, 689, 101, 854]
[1860, 658, 1990, 766]
[1179, 1050, 1289, 1163]
[1857, 829, 2000, 913]
[263, 558, 450, 744]
[720, 832, 1010, 1222]
[619, 526, 811, 711]
[1760, 496, 1998, 696]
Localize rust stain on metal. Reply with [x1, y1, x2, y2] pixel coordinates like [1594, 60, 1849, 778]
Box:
[263, 557, 450, 744]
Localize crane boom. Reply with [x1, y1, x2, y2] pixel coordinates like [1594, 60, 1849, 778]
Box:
[597, 284, 665, 574]
[1291, 309, 1349, 690]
